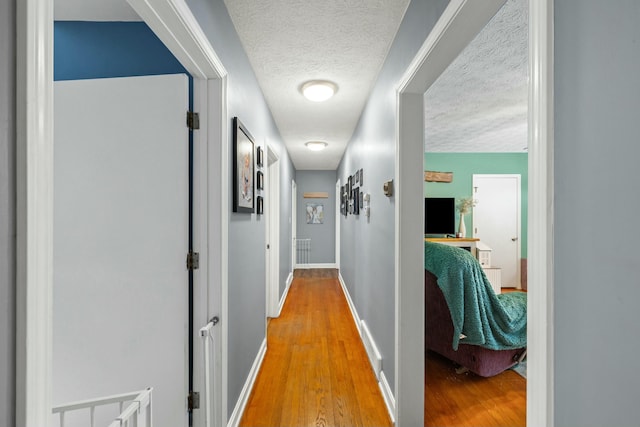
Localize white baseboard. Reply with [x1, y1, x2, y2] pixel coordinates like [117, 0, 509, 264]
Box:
[338, 273, 361, 337]
[360, 320, 383, 379]
[294, 262, 337, 269]
[227, 338, 267, 427]
[339, 273, 395, 424]
[379, 370, 396, 425]
[277, 273, 294, 316]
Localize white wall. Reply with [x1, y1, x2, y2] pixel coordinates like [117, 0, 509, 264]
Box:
[554, 1, 640, 425]
[0, 0, 16, 424]
[186, 0, 296, 418]
[337, 0, 449, 391]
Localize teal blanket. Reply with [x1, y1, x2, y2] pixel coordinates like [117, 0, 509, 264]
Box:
[425, 241, 527, 351]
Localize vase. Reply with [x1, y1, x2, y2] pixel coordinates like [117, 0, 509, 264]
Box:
[458, 213, 466, 238]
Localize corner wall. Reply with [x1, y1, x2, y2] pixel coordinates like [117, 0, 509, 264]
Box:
[295, 171, 337, 264]
[337, 0, 449, 392]
[554, 1, 640, 425]
[0, 0, 16, 424]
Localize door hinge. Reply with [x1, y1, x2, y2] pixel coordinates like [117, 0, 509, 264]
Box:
[187, 111, 200, 130]
[187, 251, 200, 270]
[188, 391, 200, 411]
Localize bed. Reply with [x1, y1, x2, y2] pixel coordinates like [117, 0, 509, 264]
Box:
[424, 241, 527, 377]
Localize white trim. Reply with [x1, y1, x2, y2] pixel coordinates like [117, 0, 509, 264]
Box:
[127, 0, 225, 79]
[527, 0, 554, 425]
[265, 144, 281, 318]
[338, 273, 361, 337]
[379, 371, 396, 426]
[339, 273, 394, 424]
[396, 0, 554, 425]
[360, 320, 383, 379]
[277, 273, 294, 316]
[335, 179, 341, 269]
[20, 0, 231, 425]
[16, 0, 54, 424]
[226, 339, 267, 427]
[294, 262, 337, 270]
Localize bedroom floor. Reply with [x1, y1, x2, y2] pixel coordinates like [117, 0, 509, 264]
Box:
[425, 350, 526, 426]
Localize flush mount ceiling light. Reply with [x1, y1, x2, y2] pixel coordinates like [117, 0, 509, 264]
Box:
[305, 141, 328, 151]
[301, 80, 338, 102]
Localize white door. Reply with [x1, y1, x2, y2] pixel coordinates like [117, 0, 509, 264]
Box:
[291, 180, 297, 271]
[53, 75, 189, 427]
[265, 145, 280, 318]
[472, 174, 521, 288]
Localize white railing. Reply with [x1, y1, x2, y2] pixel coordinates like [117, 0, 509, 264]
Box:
[199, 317, 218, 427]
[296, 238, 311, 265]
[53, 388, 153, 427]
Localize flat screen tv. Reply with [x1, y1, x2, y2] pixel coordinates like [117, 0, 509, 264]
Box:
[425, 197, 455, 235]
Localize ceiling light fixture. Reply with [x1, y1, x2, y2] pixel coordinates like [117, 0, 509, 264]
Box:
[305, 141, 328, 151]
[301, 80, 337, 102]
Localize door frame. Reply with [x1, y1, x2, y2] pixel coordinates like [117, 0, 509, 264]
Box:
[291, 180, 297, 270]
[335, 179, 341, 270]
[472, 174, 522, 288]
[265, 144, 281, 318]
[16, 0, 230, 425]
[395, 0, 554, 426]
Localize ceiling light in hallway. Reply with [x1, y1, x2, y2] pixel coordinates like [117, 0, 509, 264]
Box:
[301, 80, 337, 102]
[305, 141, 328, 151]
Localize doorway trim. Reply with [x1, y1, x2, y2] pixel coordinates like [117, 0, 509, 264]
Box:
[16, 0, 230, 425]
[395, 0, 554, 426]
[265, 144, 281, 318]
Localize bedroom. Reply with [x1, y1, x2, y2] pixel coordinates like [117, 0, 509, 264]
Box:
[423, 0, 528, 425]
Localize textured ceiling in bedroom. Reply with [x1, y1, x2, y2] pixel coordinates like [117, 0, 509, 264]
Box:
[424, 0, 528, 153]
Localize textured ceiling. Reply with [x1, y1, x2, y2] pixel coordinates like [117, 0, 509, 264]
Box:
[54, 0, 528, 164]
[425, 0, 528, 153]
[224, 0, 411, 170]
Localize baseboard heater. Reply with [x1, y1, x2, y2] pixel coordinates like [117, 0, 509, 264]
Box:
[360, 320, 382, 380]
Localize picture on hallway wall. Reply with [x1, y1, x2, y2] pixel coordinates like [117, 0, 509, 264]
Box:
[232, 117, 255, 213]
[306, 203, 324, 224]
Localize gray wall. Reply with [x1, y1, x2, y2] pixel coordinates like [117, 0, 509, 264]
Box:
[554, 1, 640, 425]
[337, 0, 448, 390]
[186, 0, 296, 418]
[0, 0, 16, 425]
[295, 171, 336, 264]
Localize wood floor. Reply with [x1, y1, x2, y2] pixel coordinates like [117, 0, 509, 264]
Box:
[425, 351, 526, 426]
[240, 269, 525, 427]
[240, 270, 392, 427]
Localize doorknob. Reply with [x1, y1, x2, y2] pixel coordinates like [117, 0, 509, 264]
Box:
[511, 237, 518, 241]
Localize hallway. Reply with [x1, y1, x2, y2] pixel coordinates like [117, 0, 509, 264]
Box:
[240, 269, 392, 427]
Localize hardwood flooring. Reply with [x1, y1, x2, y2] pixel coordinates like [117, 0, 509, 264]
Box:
[240, 269, 525, 427]
[240, 270, 392, 427]
[425, 351, 526, 427]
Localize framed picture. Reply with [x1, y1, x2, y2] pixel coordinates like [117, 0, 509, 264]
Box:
[257, 171, 264, 190]
[355, 170, 360, 185]
[256, 146, 264, 167]
[257, 196, 264, 215]
[306, 203, 324, 224]
[232, 117, 255, 213]
[359, 168, 363, 186]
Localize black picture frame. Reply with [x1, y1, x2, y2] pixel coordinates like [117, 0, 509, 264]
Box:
[256, 146, 264, 167]
[257, 196, 264, 215]
[359, 168, 363, 186]
[257, 171, 264, 190]
[232, 117, 255, 213]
